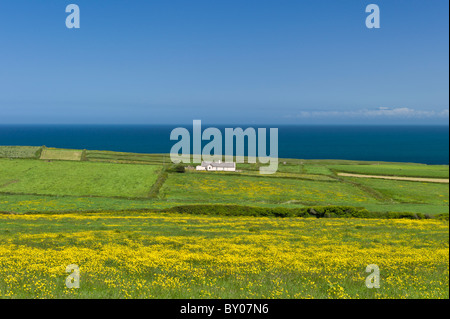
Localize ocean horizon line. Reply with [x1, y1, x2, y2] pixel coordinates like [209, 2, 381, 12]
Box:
[0, 123, 449, 127]
[1, 125, 448, 165]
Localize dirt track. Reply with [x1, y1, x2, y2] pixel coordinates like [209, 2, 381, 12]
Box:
[337, 173, 449, 183]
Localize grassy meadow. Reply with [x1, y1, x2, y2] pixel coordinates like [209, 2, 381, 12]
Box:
[329, 164, 449, 178]
[0, 146, 448, 299]
[160, 173, 380, 205]
[0, 147, 448, 215]
[0, 146, 42, 159]
[0, 212, 447, 299]
[40, 148, 83, 161]
[0, 159, 160, 198]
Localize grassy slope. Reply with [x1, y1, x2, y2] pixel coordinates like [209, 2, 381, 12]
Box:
[160, 172, 380, 205]
[345, 177, 449, 206]
[0, 159, 160, 198]
[329, 164, 449, 178]
[0, 146, 448, 215]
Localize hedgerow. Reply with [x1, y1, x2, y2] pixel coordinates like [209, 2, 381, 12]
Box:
[166, 204, 439, 219]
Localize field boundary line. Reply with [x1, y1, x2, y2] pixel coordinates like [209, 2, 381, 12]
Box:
[335, 176, 392, 202]
[0, 180, 19, 188]
[148, 165, 169, 198]
[0, 191, 154, 201]
[338, 173, 449, 183]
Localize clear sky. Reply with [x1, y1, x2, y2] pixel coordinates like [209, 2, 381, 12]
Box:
[0, 0, 448, 124]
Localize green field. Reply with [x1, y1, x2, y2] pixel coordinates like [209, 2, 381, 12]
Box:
[85, 150, 169, 164]
[0, 194, 178, 212]
[40, 148, 83, 161]
[0, 146, 448, 215]
[345, 177, 449, 206]
[0, 159, 160, 198]
[330, 164, 449, 178]
[0, 146, 42, 159]
[161, 172, 380, 205]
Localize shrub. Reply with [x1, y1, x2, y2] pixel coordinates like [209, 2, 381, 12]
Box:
[167, 164, 185, 173]
[166, 204, 432, 220]
[435, 213, 449, 221]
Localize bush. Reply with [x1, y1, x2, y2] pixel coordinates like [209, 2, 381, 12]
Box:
[435, 213, 449, 221]
[166, 204, 433, 220]
[167, 164, 185, 173]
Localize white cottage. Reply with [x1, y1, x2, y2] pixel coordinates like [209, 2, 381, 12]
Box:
[196, 160, 236, 172]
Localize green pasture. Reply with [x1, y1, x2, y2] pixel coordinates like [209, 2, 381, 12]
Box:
[86, 150, 169, 165]
[0, 194, 178, 212]
[0, 146, 41, 159]
[0, 146, 448, 216]
[40, 148, 83, 161]
[330, 164, 449, 178]
[344, 177, 449, 206]
[0, 159, 160, 198]
[160, 172, 380, 205]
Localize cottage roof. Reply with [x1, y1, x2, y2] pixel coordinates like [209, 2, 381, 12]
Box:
[200, 161, 235, 168]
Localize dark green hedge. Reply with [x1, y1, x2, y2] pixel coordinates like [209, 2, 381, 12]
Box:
[167, 204, 441, 220]
[166, 164, 186, 173]
[435, 213, 450, 221]
[17, 204, 446, 220]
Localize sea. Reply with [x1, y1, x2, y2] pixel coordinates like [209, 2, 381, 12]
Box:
[0, 125, 448, 165]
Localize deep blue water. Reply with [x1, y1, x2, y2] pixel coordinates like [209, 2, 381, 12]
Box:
[0, 125, 448, 165]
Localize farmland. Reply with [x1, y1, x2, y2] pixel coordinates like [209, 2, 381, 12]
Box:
[0, 212, 447, 299]
[0, 146, 448, 215]
[0, 146, 448, 299]
[329, 164, 449, 178]
[0, 146, 41, 159]
[40, 148, 83, 161]
[343, 177, 449, 206]
[0, 159, 160, 198]
[160, 173, 380, 205]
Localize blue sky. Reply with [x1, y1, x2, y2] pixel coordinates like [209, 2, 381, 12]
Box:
[0, 0, 448, 124]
